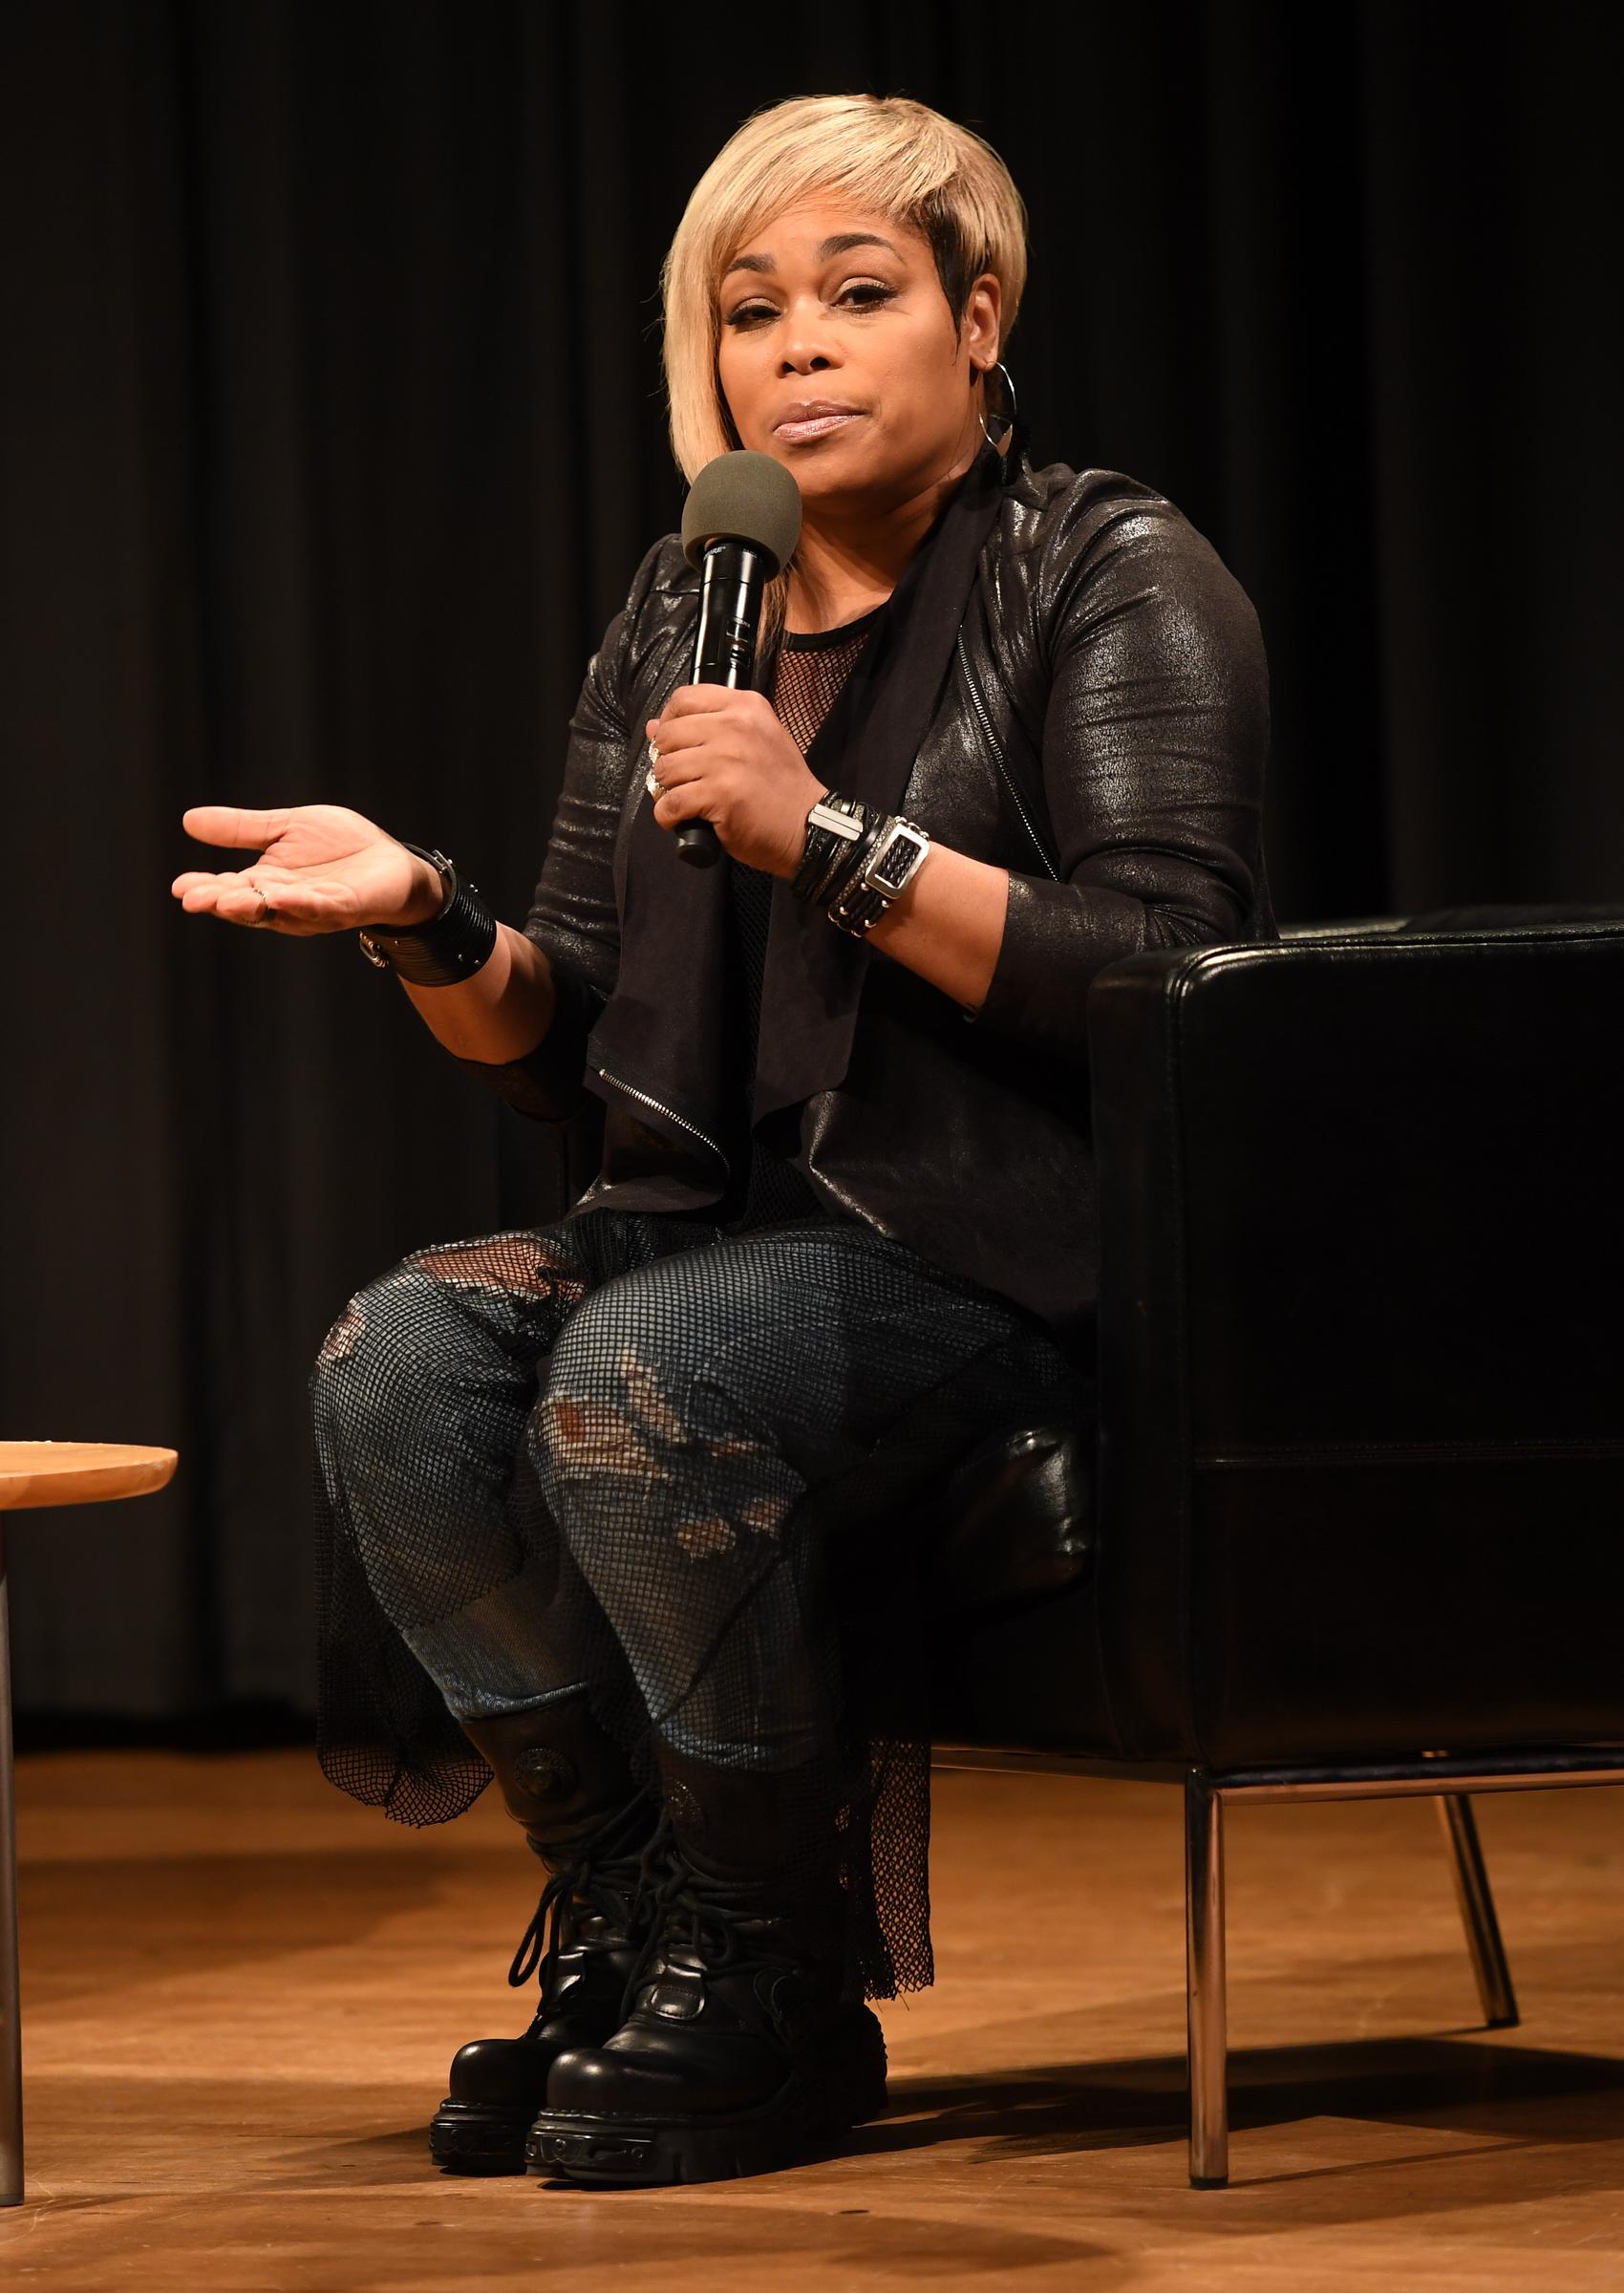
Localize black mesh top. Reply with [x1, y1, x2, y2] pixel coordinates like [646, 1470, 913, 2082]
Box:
[718, 606, 884, 1231]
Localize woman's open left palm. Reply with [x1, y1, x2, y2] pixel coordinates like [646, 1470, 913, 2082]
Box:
[171, 804, 431, 935]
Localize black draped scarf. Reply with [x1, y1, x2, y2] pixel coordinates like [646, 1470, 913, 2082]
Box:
[578, 438, 1015, 1218]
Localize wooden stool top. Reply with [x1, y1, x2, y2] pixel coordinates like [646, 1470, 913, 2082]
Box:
[0, 1441, 179, 1512]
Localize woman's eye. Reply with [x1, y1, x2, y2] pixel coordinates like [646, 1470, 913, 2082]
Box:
[723, 282, 897, 330]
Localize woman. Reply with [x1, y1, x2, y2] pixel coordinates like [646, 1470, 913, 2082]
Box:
[173, 94, 1273, 2188]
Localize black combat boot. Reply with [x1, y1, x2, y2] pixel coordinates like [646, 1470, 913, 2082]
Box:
[526, 1749, 887, 2186]
[429, 1692, 655, 2175]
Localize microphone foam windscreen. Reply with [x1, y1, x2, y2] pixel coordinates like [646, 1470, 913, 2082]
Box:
[681, 450, 803, 576]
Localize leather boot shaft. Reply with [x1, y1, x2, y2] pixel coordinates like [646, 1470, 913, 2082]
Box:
[459, 1689, 637, 1857]
[432, 1696, 652, 2175]
[654, 1743, 836, 1885]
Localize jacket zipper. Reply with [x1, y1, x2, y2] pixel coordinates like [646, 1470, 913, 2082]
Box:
[592, 1061, 731, 1178]
[957, 635, 1060, 881]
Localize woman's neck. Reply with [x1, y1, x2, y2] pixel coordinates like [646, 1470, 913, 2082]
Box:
[783, 442, 987, 635]
[785, 516, 924, 634]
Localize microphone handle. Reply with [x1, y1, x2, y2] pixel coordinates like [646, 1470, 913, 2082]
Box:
[675, 541, 769, 868]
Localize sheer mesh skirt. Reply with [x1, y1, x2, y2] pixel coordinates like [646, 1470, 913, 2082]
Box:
[310, 1204, 1086, 1998]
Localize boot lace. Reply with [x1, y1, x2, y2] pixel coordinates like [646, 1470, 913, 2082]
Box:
[506, 1789, 668, 1997]
[617, 1834, 801, 2015]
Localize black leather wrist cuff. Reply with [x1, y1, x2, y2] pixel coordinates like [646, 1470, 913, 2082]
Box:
[820, 811, 889, 917]
[794, 792, 869, 905]
[357, 840, 500, 986]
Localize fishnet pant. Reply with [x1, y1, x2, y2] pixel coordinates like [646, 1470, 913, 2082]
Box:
[310, 1205, 1083, 1995]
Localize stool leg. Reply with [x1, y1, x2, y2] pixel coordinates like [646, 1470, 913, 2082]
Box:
[0, 1519, 21, 2205]
[1185, 1772, 1229, 2187]
[1436, 1793, 1519, 2028]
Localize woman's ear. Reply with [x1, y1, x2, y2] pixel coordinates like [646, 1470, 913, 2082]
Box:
[963, 272, 1002, 373]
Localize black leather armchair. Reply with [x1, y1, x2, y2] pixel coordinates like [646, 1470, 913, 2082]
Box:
[928, 905, 1624, 2186]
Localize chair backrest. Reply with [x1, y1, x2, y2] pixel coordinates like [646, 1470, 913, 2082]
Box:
[1084, 911, 1624, 1769]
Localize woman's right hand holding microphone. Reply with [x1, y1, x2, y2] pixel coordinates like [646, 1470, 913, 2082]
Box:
[171, 804, 446, 936]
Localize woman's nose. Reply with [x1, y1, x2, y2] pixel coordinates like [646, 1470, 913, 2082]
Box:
[776, 310, 839, 376]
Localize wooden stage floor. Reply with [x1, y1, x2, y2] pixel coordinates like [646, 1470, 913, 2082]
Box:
[3, 1747, 1622, 2289]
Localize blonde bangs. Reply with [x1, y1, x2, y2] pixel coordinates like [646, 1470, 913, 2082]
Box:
[661, 96, 1029, 482]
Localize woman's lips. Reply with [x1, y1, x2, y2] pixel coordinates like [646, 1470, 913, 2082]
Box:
[774, 411, 863, 444]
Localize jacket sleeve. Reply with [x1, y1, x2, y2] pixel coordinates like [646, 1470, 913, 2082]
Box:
[964, 500, 1271, 1061]
[449, 581, 645, 1122]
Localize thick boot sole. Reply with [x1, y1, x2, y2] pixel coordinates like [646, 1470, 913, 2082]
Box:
[430, 2097, 539, 2175]
[524, 2011, 888, 2187]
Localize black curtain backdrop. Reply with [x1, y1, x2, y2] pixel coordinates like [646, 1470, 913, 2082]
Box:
[4, 0, 1619, 1722]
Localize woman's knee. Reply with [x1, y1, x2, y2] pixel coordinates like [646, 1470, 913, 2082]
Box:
[530, 1276, 803, 1577]
[308, 1258, 460, 1458]
[534, 1282, 696, 1487]
[536, 1239, 788, 1441]
[310, 1228, 586, 1433]
[310, 1258, 534, 1623]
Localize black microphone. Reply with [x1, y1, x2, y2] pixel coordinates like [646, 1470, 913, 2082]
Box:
[673, 451, 803, 868]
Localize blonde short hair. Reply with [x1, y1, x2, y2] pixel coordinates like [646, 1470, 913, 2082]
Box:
[661, 95, 1029, 482]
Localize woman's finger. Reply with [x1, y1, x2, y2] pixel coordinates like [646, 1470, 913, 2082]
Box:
[212, 885, 272, 920]
[176, 873, 323, 920]
[648, 715, 727, 762]
[648, 736, 703, 780]
[652, 686, 735, 723]
[652, 780, 712, 827]
[181, 880, 274, 920]
[175, 857, 311, 892]
[181, 803, 294, 848]
[173, 867, 260, 899]
[175, 868, 255, 903]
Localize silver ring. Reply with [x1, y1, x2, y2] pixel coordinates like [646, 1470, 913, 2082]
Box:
[249, 884, 275, 928]
[646, 739, 663, 799]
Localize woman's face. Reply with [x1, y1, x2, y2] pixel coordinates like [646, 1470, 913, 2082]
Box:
[715, 198, 1001, 519]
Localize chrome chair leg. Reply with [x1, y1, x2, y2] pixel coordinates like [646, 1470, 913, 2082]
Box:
[1436, 1792, 1519, 2028]
[0, 1519, 21, 2206]
[1185, 1771, 1228, 2187]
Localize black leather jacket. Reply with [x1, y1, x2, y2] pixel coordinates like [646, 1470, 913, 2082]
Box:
[461, 443, 1275, 1354]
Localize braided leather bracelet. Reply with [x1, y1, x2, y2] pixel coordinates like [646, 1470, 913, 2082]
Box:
[820, 809, 889, 912]
[831, 824, 926, 934]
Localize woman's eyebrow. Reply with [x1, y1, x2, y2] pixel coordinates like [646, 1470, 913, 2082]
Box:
[817, 232, 903, 261]
[722, 232, 905, 281]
